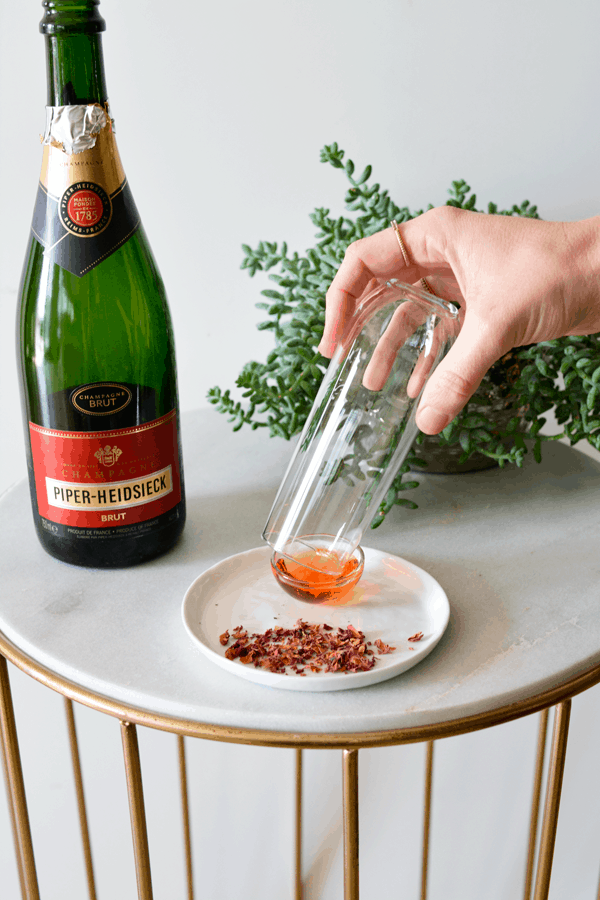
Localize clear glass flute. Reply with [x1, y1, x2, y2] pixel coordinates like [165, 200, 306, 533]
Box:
[263, 280, 459, 597]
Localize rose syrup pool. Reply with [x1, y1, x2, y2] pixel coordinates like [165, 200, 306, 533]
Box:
[271, 545, 364, 603]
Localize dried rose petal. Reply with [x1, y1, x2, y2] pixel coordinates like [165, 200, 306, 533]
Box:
[374, 638, 396, 654]
[219, 619, 398, 676]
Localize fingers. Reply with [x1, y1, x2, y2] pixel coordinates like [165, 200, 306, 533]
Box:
[406, 323, 444, 399]
[319, 209, 463, 358]
[318, 288, 356, 358]
[362, 301, 428, 391]
[415, 319, 506, 434]
[318, 227, 421, 358]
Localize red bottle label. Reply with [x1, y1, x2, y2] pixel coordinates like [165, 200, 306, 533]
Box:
[29, 410, 182, 529]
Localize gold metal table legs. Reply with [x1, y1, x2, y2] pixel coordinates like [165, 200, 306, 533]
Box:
[343, 748, 360, 900]
[334, 706, 571, 900]
[121, 727, 196, 900]
[0, 653, 583, 900]
[0, 654, 39, 900]
[338, 740, 435, 900]
[523, 708, 550, 900]
[64, 697, 97, 900]
[121, 721, 154, 900]
[295, 748, 303, 900]
[178, 735, 195, 900]
[533, 700, 572, 900]
[421, 741, 434, 900]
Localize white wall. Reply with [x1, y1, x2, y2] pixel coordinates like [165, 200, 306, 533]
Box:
[1, 1, 600, 898]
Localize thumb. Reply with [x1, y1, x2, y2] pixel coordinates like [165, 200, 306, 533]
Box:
[415, 318, 506, 434]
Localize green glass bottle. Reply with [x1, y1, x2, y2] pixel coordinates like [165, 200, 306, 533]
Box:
[18, 0, 186, 567]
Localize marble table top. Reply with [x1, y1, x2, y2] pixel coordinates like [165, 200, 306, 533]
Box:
[1, 408, 599, 739]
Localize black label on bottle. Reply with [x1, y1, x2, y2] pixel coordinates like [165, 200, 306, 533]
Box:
[43, 382, 157, 432]
[31, 177, 140, 278]
[70, 382, 133, 416]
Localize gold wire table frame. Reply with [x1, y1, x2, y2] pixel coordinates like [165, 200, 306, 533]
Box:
[3, 411, 600, 900]
[1, 629, 600, 900]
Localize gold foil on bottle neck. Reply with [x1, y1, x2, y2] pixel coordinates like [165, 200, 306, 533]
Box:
[40, 110, 126, 199]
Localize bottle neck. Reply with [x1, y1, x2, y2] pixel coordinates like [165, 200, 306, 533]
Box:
[40, 1, 108, 106]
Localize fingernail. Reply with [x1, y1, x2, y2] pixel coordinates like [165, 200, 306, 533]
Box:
[416, 406, 451, 435]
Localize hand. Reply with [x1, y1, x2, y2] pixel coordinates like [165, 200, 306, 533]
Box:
[318, 207, 600, 433]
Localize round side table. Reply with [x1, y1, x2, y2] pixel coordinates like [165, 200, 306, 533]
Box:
[1, 409, 600, 900]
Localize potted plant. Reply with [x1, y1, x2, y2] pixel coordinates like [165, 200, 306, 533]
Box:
[208, 144, 600, 527]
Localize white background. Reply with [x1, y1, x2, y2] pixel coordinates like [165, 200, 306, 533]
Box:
[1, 1, 600, 898]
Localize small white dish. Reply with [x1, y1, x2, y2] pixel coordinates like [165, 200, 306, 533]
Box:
[182, 546, 449, 692]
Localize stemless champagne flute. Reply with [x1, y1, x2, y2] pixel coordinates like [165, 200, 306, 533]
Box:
[262, 280, 459, 600]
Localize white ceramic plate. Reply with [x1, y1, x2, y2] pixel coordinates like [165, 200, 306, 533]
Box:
[182, 546, 449, 692]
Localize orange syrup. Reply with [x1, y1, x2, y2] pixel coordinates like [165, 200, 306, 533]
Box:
[271, 547, 364, 603]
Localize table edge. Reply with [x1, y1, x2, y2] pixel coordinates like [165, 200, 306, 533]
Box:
[2, 628, 599, 749]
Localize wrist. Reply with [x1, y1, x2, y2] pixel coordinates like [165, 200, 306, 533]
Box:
[565, 217, 600, 333]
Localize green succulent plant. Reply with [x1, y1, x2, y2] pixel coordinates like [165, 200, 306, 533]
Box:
[208, 144, 600, 527]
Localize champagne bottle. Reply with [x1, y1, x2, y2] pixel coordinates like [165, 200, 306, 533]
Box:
[17, 0, 186, 567]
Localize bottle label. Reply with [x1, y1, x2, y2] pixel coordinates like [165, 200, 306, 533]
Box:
[45, 381, 159, 432]
[31, 105, 140, 277]
[28, 410, 182, 530]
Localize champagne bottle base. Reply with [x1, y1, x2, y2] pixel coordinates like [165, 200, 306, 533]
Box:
[32, 503, 186, 568]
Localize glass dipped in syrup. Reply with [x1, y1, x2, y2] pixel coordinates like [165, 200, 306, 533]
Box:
[271, 539, 364, 604]
[263, 282, 459, 604]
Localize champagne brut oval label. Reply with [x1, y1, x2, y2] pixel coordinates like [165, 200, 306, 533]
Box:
[28, 410, 182, 530]
[71, 382, 132, 416]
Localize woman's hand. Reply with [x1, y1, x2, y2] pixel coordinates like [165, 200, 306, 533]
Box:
[318, 207, 600, 433]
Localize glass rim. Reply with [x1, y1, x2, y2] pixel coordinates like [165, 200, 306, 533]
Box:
[268, 535, 365, 578]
